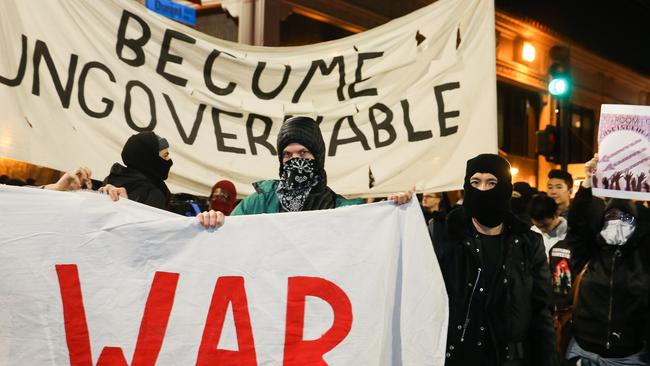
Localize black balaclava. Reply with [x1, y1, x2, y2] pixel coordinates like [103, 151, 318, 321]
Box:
[511, 181, 535, 215]
[275, 116, 336, 211]
[463, 154, 513, 228]
[121, 132, 173, 184]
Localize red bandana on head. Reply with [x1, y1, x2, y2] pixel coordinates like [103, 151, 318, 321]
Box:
[209, 180, 237, 215]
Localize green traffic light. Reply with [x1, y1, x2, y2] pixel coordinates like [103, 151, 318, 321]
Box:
[549, 78, 569, 96]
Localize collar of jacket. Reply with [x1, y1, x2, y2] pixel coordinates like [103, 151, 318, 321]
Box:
[444, 206, 531, 241]
[252, 179, 278, 194]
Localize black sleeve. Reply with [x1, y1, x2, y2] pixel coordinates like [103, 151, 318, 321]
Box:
[429, 217, 448, 266]
[565, 186, 603, 268]
[567, 185, 595, 239]
[142, 188, 168, 210]
[528, 234, 560, 366]
[645, 302, 650, 354]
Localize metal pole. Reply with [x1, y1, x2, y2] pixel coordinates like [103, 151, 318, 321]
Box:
[237, 0, 255, 45]
[560, 98, 569, 171]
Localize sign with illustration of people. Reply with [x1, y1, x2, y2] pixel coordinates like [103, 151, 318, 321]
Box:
[593, 104, 650, 200]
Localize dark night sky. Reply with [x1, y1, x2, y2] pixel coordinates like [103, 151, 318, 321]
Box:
[495, 0, 650, 78]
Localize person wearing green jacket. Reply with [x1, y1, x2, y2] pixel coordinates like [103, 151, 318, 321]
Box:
[198, 116, 413, 228]
[231, 116, 363, 216]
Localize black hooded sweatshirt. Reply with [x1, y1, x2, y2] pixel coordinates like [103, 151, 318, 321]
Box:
[104, 132, 172, 210]
[564, 186, 650, 358]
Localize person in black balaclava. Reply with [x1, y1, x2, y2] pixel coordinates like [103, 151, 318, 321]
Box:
[429, 153, 558, 366]
[196, 115, 414, 226]
[511, 181, 537, 226]
[103, 131, 173, 210]
[462, 153, 514, 228]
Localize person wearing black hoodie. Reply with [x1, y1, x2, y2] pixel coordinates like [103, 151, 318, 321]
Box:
[103, 132, 173, 210]
[430, 153, 558, 366]
[561, 155, 649, 365]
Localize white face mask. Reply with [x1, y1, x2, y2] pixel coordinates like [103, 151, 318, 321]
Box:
[600, 220, 635, 246]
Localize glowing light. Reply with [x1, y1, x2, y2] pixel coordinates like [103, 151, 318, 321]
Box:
[549, 78, 569, 96]
[521, 41, 536, 62]
[510, 167, 519, 176]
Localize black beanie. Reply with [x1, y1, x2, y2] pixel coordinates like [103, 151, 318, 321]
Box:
[462, 154, 513, 227]
[276, 116, 326, 177]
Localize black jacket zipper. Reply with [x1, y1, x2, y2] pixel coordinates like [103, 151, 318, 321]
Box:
[461, 267, 482, 342]
[605, 248, 621, 350]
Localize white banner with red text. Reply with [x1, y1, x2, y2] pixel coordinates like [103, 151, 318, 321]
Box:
[0, 185, 448, 365]
[0, 0, 496, 197]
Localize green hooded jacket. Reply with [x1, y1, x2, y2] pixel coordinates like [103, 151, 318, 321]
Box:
[231, 180, 363, 216]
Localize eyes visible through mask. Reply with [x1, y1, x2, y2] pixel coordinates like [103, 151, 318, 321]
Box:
[281, 144, 314, 163]
[469, 173, 498, 191]
[604, 209, 635, 224]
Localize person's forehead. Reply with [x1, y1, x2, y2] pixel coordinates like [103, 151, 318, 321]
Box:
[547, 178, 567, 187]
[605, 208, 625, 216]
[470, 172, 497, 180]
[282, 143, 309, 152]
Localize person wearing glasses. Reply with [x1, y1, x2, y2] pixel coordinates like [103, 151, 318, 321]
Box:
[198, 116, 414, 226]
[561, 155, 650, 365]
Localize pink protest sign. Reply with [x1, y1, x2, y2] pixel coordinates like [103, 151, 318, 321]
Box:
[593, 104, 650, 200]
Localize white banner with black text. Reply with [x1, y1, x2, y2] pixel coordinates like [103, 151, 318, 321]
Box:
[0, 0, 496, 196]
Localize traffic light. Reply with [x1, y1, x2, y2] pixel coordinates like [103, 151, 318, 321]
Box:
[548, 45, 571, 97]
[536, 125, 561, 163]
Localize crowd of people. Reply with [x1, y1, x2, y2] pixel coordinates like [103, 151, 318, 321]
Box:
[4, 115, 648, 366]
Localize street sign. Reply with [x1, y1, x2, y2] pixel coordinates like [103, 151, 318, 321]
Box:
[146, 0, 196, 26]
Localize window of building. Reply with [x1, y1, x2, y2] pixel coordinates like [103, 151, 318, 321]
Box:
[497, 81, 541, 158]
[195, 8, 238, 42]
[279, 13, 353, 46]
